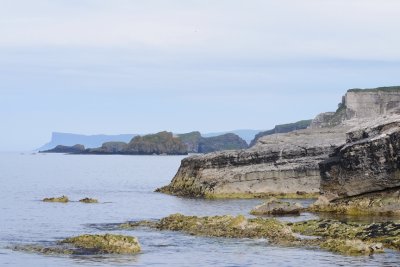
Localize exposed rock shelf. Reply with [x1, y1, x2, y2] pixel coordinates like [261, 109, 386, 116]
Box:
[157, 126, 348, 197]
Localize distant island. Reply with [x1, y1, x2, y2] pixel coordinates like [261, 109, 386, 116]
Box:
[39, 121, 316, 155]
[40, 131, 249, 155]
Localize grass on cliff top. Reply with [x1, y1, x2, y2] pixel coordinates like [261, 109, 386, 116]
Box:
[348, 86, 400, 93]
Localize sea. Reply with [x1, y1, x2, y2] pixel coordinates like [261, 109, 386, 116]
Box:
[1, 153, 399, 266]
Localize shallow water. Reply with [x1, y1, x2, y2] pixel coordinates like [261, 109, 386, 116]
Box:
[0, 153, 399, 266]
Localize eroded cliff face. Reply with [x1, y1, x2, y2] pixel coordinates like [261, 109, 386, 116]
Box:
[319, 116, 400, 200]
[157, 127, 348, 197]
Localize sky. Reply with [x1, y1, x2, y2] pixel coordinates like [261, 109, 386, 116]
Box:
[1, 0, 400, 151]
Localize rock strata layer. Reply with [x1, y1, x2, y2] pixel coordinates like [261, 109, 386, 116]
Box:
[157, 127, 348, 198]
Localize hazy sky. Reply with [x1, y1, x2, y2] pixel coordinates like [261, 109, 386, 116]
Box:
[1, 0, 400, 151]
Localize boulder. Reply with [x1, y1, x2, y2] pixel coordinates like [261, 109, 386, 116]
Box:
[250, 198, 303, 215]
[60, 234, 141, 254]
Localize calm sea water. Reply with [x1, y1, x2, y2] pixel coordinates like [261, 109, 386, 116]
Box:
[1, 153, 400, 267]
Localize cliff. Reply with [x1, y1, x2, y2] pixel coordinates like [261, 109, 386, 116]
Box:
[319, 116, 400, 200]
[158, 86, 400, 198]
[311, 86, 400, 128]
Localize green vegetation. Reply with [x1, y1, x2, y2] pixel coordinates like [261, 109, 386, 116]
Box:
[348, 86, 400, 93]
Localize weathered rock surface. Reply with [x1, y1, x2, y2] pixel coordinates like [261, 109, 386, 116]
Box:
[250, 198, 303, 215]
[249, 120, 312, 147]
[157, 126, 348, 198]
[319, 116, 400, 200]
[40, 144, 85, 154]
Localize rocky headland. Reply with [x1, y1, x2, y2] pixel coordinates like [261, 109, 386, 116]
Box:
[157, 86, 400, 205]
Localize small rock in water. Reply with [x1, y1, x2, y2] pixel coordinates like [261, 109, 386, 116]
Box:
[250, 198, 303, 215]
[42, 195, 69, 203]
[79, 197, 98, 203]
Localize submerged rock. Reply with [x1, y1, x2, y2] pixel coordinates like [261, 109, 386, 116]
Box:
[250, 198, 304, 215]
[42, 195, 69, 203]
[79, 197, 99, 203]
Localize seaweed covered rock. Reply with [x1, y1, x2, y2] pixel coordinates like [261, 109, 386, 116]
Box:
[250, 198, 303, 215]
[309, 189, 400, 215]
[320, 239, 383, 256]
[42, 195, 69, 203]
[290, 219, 400, 250]
[12, 234, 141, 255]
[60, 234, 141, 254]
[156, 213, 294, 241]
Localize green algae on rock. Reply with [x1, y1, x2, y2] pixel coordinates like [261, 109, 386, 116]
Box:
[250, 198, 304, 215]
[11, 244, 74, 255]
[42, 195, 69, 203]
[156, 213, 295, 242]
[79, 197, 99, 203]
[122, 214, 392, 256]
[309, 190, 400, 216]
[60, 234, 141, 254]
[320, 239, 383, 256]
